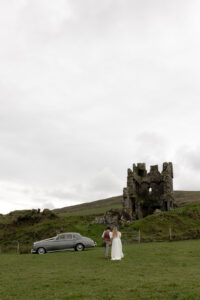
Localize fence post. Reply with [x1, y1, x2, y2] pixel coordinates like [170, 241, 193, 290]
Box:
[17, 242, 20, 254]
[0, 244, 1, 254]
[138, 229, 141, 243]
[169, 227, 172, 241]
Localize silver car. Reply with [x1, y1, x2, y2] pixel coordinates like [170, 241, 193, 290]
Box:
[31, 232, 96, 254]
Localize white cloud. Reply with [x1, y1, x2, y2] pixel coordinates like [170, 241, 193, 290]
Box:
[88, 168, 123, 198]
[173, 146, 200, 190]
[0, 0, 200, 213]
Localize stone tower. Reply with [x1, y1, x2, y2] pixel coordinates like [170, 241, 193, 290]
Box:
[122, 162, 174, 219]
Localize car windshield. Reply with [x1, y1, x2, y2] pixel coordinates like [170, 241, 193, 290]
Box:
[56, 234, 64, 240]
[59, 234, 65, 239]
[48, 237, 55, 240]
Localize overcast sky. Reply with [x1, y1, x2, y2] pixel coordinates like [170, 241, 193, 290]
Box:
[0, 0, 200, 214]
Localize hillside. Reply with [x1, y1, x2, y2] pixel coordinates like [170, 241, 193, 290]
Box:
[2, 202, 200, 253]
[53, 191, 200, 216]
[1, 190, 200, 253]
[53, 195, 122, 216]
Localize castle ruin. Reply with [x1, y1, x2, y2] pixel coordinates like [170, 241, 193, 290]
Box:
[122, 162, 174, 219]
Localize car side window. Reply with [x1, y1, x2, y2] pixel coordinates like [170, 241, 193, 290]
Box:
[73, 234, 81, 239]
[65, 234, 72, 240]
[58, 234, 65, 240]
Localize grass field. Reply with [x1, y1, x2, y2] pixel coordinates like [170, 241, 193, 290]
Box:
[1, 240, 200, 300]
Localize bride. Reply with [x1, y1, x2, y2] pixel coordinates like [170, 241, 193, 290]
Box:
[111, 226, 124, 260]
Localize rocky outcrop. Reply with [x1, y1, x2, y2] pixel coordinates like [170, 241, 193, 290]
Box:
[93, 209, 132, 227]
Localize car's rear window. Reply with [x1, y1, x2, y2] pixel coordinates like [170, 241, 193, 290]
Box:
[73, 234, 81, 239]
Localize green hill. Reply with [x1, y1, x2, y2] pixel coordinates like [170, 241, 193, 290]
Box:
[1, 190, 200, 254]
[53, 191, 200, 216]
[53, 195, 123, 216]
[123, 202, 200, 243]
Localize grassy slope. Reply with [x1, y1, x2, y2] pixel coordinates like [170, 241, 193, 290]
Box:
[1, 191, 200, 253]
[53, 191, 200, 216]
[2, 203, 200, 253]
[0, 213, 105, 253]
[53, 195, 123, 216]
[1, 241, 200, 299]
[123, 203, 200, 243]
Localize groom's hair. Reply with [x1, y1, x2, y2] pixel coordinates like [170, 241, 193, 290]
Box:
[106, 226, 111, 230]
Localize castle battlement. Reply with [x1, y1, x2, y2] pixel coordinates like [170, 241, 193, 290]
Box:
[122, 162, 174, 219]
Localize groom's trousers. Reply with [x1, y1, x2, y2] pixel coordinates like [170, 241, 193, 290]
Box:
[105, 241, 111, 258]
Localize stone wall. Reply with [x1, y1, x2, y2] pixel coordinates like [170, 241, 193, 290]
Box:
[122, 162, 174, 219]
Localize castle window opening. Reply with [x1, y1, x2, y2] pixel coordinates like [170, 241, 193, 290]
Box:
[164, 201, 168, 210]
[131, 197, 135, 213]
[138, 169, 145, 177]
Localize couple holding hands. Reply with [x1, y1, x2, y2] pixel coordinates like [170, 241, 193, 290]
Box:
[102, 226, 124, 260]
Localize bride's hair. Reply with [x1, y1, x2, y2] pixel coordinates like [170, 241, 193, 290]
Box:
[112, 226, 118, 238]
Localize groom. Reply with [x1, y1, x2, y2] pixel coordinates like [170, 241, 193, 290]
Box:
[102, 226, 112, 259]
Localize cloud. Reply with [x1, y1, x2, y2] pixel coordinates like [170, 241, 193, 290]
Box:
[88, 168, 123, 196]
[180, 147, 200, 171]
[133, 132, 170, 167]
[173, 146, 200, 190]
[0, 0, 200, 213]
[20, 0, 73, 37]
[0, 181, 83, 214]
[41, 201, 55, 210]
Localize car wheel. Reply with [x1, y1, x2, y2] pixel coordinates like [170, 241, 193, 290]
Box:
[37, 247, 46, 254]
[75, 243, 84, 251]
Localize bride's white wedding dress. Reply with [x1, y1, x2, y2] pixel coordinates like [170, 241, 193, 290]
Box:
[111, 232, 124, 260]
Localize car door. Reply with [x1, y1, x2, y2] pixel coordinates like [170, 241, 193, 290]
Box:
[63, 233, 74, 249]
[49, 234, 67, 251]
